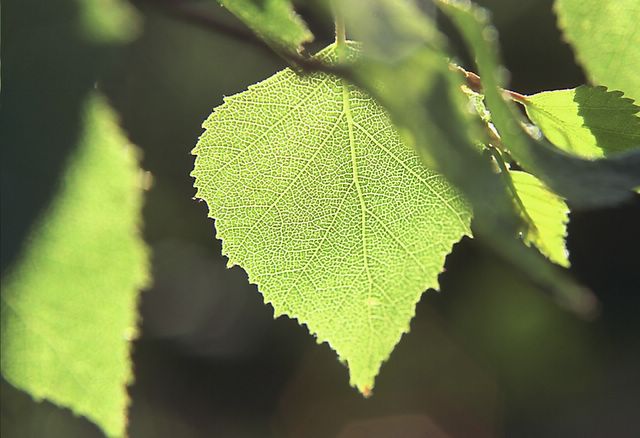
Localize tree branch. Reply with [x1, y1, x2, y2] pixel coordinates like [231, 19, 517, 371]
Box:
[142, 0, 531, 99]
[139, 0, 271, 53]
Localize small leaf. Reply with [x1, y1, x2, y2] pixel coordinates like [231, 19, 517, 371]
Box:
[555, 0, 640, 103]
[218, 0, 313, 51]
[510, 171, 570, 267]
[192, 45, 472, 393]
[523, 86, 640, 158]
[1, 94, 149, 438]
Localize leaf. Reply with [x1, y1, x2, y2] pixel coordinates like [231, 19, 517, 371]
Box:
[510, 171, 570, 267]
[218, 0, 313, 51]
[523, 86, 640, 158]
[192, 45, 472, 394]
[1, 94, 149, 438]
[78, 0, 141, 43]
[1, 0, 141, 272]
[334, 0, 439, 60]
[555, 0, 640, 103]
[438, 0, 640, 209]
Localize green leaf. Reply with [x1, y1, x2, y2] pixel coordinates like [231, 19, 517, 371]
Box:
[438, 0, 640, 209]
[510, 171, 570, 267]
[218, 0, 313, 51]
[523, 86, 640, 158]
[1, 94, 149, 438]
[192, 45, 472, 394]
[78, 0, 141, 43]
[555, 0, 640, 103]
[334, 0, 439, 59]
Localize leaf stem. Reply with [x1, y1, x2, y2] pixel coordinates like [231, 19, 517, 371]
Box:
[487, 146, 537, 233]
[334, 7, 346, 46]
[454, 65, 528, 103]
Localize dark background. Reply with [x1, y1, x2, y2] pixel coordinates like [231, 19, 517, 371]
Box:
[2, 0, 639, 437]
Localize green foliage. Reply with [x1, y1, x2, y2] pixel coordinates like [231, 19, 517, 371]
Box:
[347, 2, 589, 315]
[340, 2, 524, 261]
[218, 0, 312, 51]
[192, 45, 472, 393]
[510, 171, 570, 267]
[555, 0, 640, 103]
[4, 0, 639, 423]
[1, 94, 149, 437]
[522, 86, 640, 158]
[77, 0, 141, 43]
[438, 0, 640, 208]
[1, 0, 146, 435]
[334, 0, 439, 59]
[195, 0, 628, 390]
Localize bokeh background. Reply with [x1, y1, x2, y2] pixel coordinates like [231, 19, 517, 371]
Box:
[2, 0, 639, 437]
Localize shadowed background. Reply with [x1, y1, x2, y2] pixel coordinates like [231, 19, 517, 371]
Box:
[2, 0, 639, 437]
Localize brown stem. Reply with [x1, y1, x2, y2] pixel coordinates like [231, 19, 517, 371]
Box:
[138, 0, 351, 78]
[454, 65, 528, 103]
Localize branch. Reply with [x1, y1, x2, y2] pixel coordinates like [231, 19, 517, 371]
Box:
[139, 0, 349, 78]
[454, 65, 528, 103]
[143, 0, 533, 96]
[140, 0, 272, 53]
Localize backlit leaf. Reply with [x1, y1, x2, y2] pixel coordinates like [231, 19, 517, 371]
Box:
[523, 86, 640, 158]
[1, 94, 149, 438]
[510, 171, 570, 267]
[438, 0, 640, 209]
[78, 0, 141, 43]
[218, 0, 313, 51]
[192, 45, 472, 394]
[555, 0, 640, 103]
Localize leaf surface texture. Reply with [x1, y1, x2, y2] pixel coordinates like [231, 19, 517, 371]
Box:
[523, 86, 640, 158]
[510, 171, 570, 267]
[555, 0, 640, 103]
[192, 46, 471, 393]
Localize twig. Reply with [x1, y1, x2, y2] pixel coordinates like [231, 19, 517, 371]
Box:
[141, 0, 272, 54]
[142, 0, 532, 99]
[454, 65, 528, 103]
[139, 0, 349, 78]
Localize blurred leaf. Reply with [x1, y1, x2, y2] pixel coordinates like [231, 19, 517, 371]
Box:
[510, 170, 570, 267]
[77, 0, 141, 43]
[555, 0, 640, 103]
[0, 0, 139, 271]
[218, 0, 313, 51]
[438, 0, 640, 209]
[1, 94, 149, 438]
[523, 86, 640, 158]
[192, 44, 472, 394]
[334, 0, 439, 59]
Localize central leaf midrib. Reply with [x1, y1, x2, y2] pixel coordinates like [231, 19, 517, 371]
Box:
[342, 79, 375, 372]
